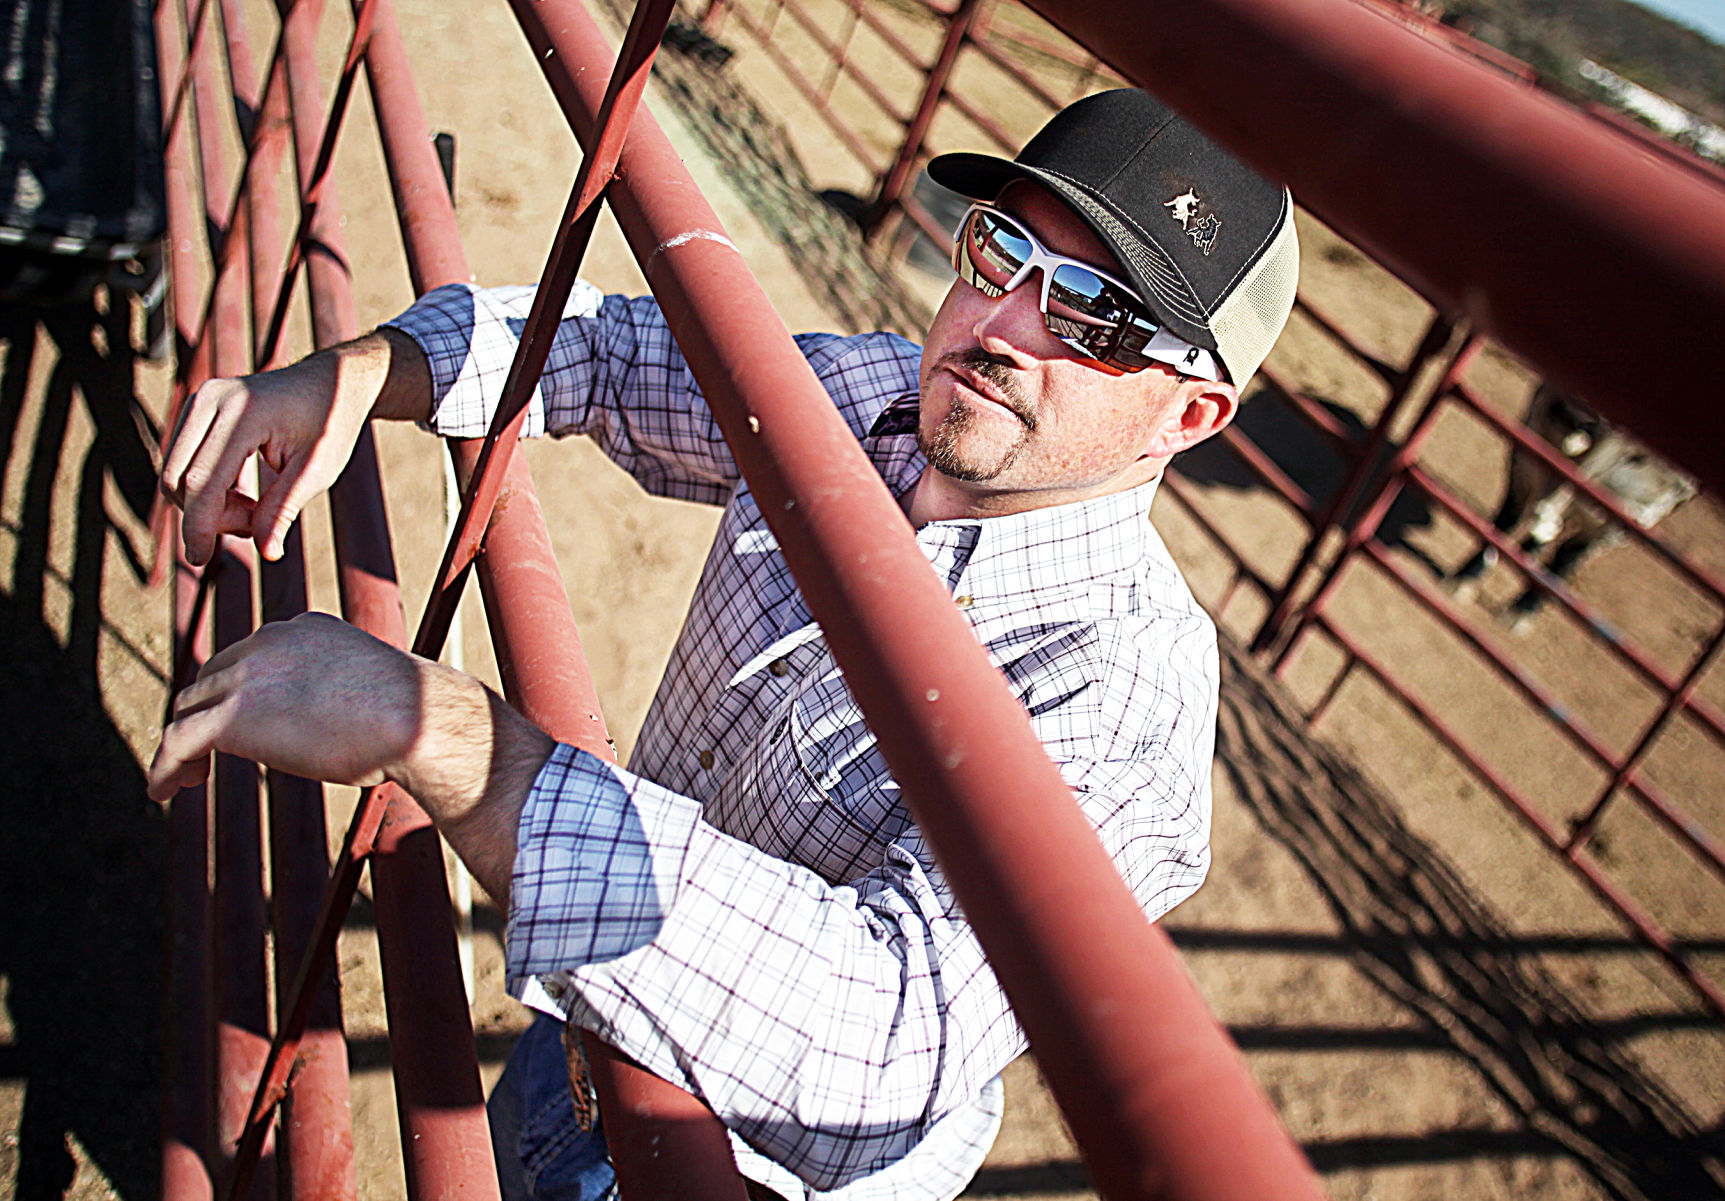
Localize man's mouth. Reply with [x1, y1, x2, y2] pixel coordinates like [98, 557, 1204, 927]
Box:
[943, 359, 1032, 427]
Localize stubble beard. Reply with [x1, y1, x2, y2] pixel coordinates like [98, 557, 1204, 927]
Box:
[920, 349, 1037, 483]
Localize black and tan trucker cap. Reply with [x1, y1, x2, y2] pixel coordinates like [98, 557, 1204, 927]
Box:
[928, 88, 1299, 385]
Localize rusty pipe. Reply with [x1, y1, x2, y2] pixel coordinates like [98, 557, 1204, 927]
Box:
[359, 0, 745, 1192]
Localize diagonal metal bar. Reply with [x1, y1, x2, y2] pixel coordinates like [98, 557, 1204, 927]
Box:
[254, 0, 380, 367]
[219, 2, 699, 1196]
[1568, 628, 1725, 859]
[1250, 312, 1458, 656]
[409, 0, 678, 666]
[221, 782, 393, 1201]
[1271, 337, 1486, 677]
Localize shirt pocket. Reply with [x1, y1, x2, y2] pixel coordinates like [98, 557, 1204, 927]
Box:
[783, 680, 911, 882]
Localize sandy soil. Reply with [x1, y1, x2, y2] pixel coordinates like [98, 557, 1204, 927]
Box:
[1, 1, 1721, 1199]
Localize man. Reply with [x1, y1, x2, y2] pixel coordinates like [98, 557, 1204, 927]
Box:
[151, 90, 1298, 1199]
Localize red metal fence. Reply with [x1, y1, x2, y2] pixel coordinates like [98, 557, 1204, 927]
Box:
[698, 0, 1126, 250]
[149, 0, 1725, 1198]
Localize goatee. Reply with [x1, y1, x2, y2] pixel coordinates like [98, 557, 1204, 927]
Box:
[920, 349, 1036, 482]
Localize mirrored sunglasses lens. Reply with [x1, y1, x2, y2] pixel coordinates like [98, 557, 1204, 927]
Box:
[971, 211, 1031, 283]
[1046, 264, 1116, 325]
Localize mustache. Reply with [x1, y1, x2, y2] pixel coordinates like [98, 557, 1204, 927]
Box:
[939, 348, 1036, 428]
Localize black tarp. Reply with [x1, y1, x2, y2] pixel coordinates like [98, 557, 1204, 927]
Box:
[0, 0, 164, 275]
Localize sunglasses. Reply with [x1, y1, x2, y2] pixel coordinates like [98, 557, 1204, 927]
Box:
[951, 203, 1221, 381]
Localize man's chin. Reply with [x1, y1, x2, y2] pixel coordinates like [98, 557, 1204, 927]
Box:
[919, 416, 1025, 484]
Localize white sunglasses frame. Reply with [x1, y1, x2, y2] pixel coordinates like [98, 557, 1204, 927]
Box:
[951, 202, 1222, 381]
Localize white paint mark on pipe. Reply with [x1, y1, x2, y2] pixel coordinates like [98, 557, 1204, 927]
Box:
[648, 228, 738, 269]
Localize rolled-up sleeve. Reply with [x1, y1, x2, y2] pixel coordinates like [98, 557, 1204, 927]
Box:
[384, 282, 742, 505]
[506, 744, 1020, 1196]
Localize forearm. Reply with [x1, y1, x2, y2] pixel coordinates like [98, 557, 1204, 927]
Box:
[309, 324, 433, 423]
[393, 659, 556, 907]
[150, 611, 554, 912]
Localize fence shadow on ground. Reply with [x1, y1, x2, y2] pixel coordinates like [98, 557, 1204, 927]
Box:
[630, 11, 935, 340]
[0, 296, 164, 1201]
[1176, 390, 1440, 572]
[1207, 638, 1725, 1201]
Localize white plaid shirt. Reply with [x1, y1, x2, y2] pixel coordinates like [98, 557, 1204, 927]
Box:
[388, 282, 1218, 1200]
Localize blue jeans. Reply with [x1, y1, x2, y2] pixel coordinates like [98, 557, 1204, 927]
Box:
[488, 1014, 617, 1201]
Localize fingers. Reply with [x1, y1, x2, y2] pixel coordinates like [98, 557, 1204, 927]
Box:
[152, 624, 280, 799]
[160, 381, 222, 500]
[148, 703, 229, 801]
[159, 360, 349, 565]
[250, 452, 315, 562]
[178, 402, 269, 566]
[163, 380, 260, 566]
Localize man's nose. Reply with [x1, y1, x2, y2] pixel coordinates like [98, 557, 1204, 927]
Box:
[972, 267, 1047, 364]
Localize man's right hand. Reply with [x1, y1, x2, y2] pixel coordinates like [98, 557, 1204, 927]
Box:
[160, 326, 431, 566]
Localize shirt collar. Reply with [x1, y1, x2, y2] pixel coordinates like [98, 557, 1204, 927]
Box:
[913, 475, 1161, 603]
[865, 395, 1161, 603]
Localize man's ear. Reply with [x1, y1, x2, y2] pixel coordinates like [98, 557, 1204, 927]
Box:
[1150, 378, 1239, 459]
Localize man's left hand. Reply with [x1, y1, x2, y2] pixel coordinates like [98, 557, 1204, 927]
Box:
[149, 612, 553, 903]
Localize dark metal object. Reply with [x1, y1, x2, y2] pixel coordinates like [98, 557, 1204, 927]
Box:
[0, 0, 166, 289]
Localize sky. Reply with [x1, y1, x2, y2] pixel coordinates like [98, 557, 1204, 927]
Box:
[1627, 0, 1725, 45]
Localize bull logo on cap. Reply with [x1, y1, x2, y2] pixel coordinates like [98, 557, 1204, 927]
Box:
[1165, 189, 1222, 256]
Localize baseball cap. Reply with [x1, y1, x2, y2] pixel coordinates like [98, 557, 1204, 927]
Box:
[927, 88, 1298, 385]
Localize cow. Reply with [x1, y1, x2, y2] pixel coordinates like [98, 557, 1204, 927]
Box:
[1447, 384, 1697, 632]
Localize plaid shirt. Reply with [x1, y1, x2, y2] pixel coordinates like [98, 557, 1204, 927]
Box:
[388, 283, 1218, 1200]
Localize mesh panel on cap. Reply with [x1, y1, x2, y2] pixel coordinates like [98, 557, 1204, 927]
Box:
[1027, 168, 1211, 330]
[1210, 208, 1299, 385]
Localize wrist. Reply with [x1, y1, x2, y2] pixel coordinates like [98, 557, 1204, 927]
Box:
[388, 659, 555, 905]
[367, 326, 434, 422]
[310, 327, 432, 425]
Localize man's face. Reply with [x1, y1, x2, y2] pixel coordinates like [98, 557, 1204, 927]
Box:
[916, 181, 1193, 510]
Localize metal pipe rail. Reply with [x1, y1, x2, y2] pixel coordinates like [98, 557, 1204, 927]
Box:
[354, 3, 745, 1192]
[700, 2, 1725, 1014]
[153, 6, 220, 1195]
[1262, 358, 1725, 1019]
[155, 0, 752, 1195]
[1301, 602, 1725, 1016]
[149, 2, 1725, 1200]
[952, 0, 1725, 1023]
[702, 0, 1010, 237]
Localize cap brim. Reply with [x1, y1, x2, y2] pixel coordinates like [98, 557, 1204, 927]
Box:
[926, 151, 1218, 356]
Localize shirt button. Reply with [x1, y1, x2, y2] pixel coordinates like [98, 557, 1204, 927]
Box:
[954, 594, 974, 609]
[768, 657, 790, 677]
[698, 750, 715, 770]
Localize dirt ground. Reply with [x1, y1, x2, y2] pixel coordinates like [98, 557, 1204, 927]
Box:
[2, 1, 1722, 1199]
